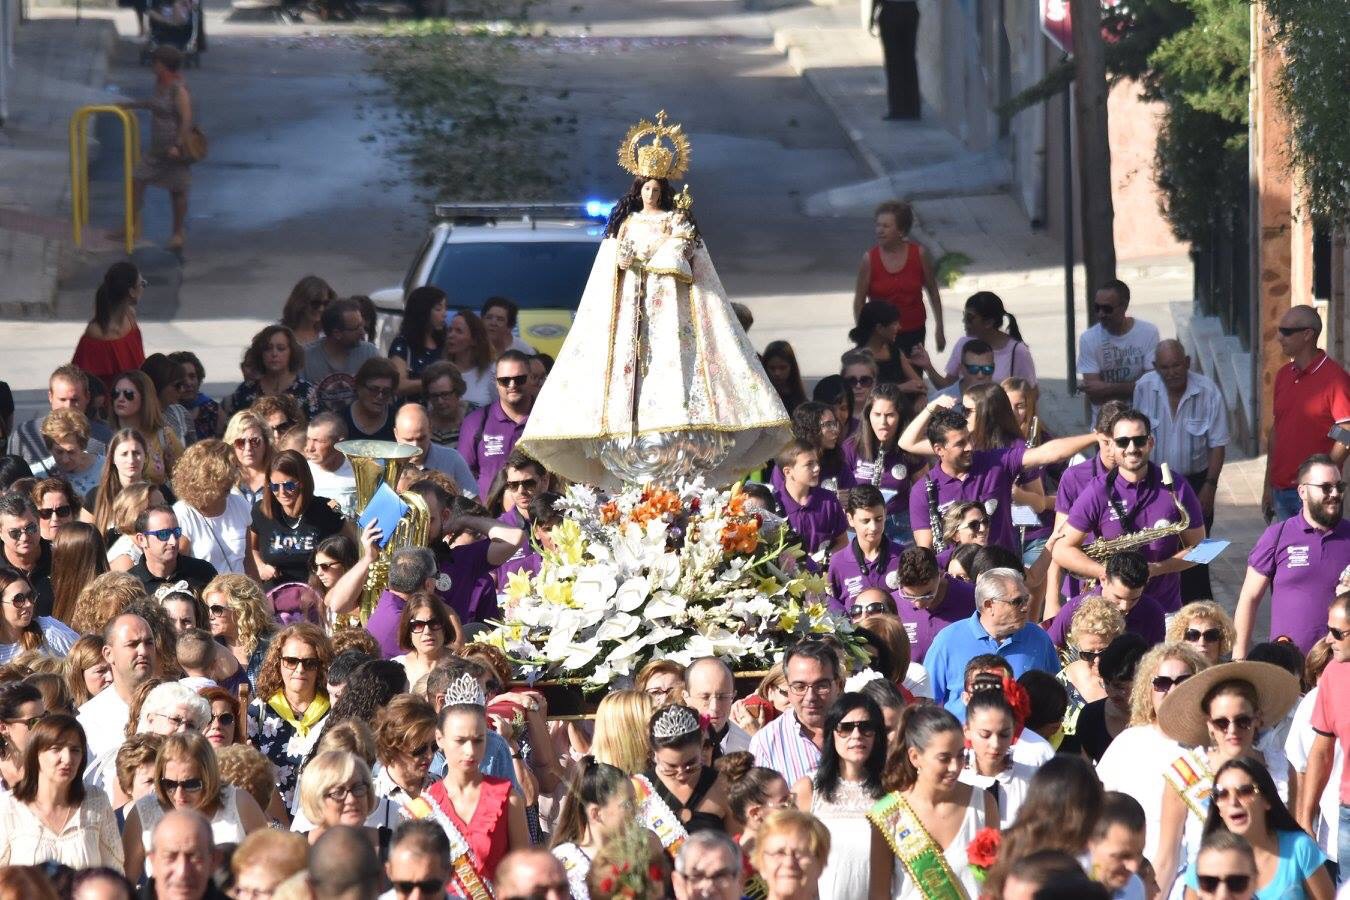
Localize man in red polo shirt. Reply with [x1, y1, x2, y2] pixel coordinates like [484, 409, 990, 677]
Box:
[1263, 305, 1350, 522]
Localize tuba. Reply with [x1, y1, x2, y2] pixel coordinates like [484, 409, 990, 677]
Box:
[336, 440, 432, 623]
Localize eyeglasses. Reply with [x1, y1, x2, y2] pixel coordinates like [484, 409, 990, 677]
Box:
[677, 869, 737, 887]
[761, 847, 816, 863]
[1302, 481, 1347, 495]
[114, 389, 138, 401]
[1078, 649, 1103, 665]
[269, 480, 300, 495]
[4, 523, 38, 541]
[159, 776, 204, 794]
[233, 436, 263, 450]
[843, 375, 875, 388]
[1209, 715, 1255, 733]
[1112, 435, 1149, 449]
[141, 527, 183, 542]
[820, 419, 841, 432]
[848, 601, 891, 619]
[1212, 783, 1260, 803]
[152, 712, 195, 730]
[280, 656, 321, 672]
[899, 588, 937, 604]
[990, 594, 1030, 609]
[3, 714, 45, 729]
[505, 477, 539, 492]
[788, 679, 837, 696]
[1277, 325, 1312, 337]
[392, 880, 446, 897]
[361, 384, 394, 399]
[210, 712, 236, 727]
[963, 363, 995, 376]
[37, 505, 72, 520]
[1196, 874, 1252, 893]
[655, 758, 702, 777]
[410, 618, 443, 634]
[959, 518, 988, 533]
[834, 720, 877, 736]
[496, 374, 529, 388]
[325, 782, 370, 802]
[207, 604, 230, 619]
[1, 592, 35, 608]
[1329, 625, 1350, 640]
[1184, 627, 1222, 644]
[690, 692, 735, 704]
[1151, 674, 1191, 692]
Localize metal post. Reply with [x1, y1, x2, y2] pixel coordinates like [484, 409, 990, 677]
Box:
[1062, 81, 1076, 395]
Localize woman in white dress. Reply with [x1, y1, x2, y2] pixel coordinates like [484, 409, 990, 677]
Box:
[794, 693, 887, 899]
[520, 112, 789, 490]
[958, 678, 1037, 827]
[867, 705, 997, 900]
[549, 757, 636, 900]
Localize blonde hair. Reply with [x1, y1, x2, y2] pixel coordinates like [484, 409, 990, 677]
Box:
[223, 411, 275, 477]
[1128, 642, 1210, 726]
[231, 829, 307, 883]
[591, 689, 654, 775]
[753, 809, 831, 870]
[1068, 595, 1126, 647]
[314, 719, 378, 768]
[203, 574, 275, 659]
[755, 664, 787, 704]
[41, 408, 91, 448]
[70, 572, 146, 635]
[111, 482, 158, 537]
[63, 635, 107, 707]
[154, 732, 223, 815]
[1000, 376, 1040, 436]
[217, 744, 277, 812]
[172, 439, 239, 511]
[1166, 601, 1236, 658]
[298, 750, 374, 825]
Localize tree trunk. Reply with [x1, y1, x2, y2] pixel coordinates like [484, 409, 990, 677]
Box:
[1070, 0, 1117, 307]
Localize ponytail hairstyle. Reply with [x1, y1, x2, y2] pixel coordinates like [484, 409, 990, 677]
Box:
[94, 262, 140, 333]
[549, 756, 631, 848]
[853, 381, 910, 463]
[848, 300, 900, 347]
[717, 751, 787, 826]
[882, 705, 962, 793]
[965, 291, 1023, 343]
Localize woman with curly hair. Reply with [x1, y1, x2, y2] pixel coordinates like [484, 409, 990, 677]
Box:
[775, 401, 854, 497]
[48, 521, 108, 626]
[108, 370, 181, 485]
[172, 439, 252, 574]
[247, 622, 333, 809]
[69, 572, 145, 635]
[230, 325, 318, 419]
[202, 574, 275, 689]
[1057, 593, 1126, 710]
[223, 410, 275, 508]
[372, 694, 439, 812]
[1167, 600, 1236, 665]
[84, 430, 150, 536]
[64, 635, 112, 709]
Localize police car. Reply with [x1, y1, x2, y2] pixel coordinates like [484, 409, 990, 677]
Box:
[370, 202, 611, 357]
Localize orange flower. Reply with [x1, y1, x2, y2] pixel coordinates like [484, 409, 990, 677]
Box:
[600, 502, 620, 525]
[720, 521, 759, 555]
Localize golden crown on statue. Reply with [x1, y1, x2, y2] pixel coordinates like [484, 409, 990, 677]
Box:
[617, 109, 692, 181]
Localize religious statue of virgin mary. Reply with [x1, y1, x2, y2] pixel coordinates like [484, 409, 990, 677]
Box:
[519, 111, 791, 489]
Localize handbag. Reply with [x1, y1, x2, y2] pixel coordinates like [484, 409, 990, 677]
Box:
[182, 125, 209, 163]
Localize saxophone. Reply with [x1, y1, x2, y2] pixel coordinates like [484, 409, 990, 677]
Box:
[1081, 463, 1191, 583]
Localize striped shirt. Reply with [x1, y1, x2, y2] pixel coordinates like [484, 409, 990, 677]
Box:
[1132, 370, 1229, 476]
[748, 708, 823, 786]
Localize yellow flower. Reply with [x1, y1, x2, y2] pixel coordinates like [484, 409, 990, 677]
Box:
[554, 519, 585, 566]
[756, 577, 780, 597]
[778, 600, 801, 632]
[806, 601, 827, 620]
[539, 579, 575, 608]
[505, 569, 533, 604]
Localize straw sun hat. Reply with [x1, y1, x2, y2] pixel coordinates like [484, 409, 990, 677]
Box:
[1155, 661, 1301, 749]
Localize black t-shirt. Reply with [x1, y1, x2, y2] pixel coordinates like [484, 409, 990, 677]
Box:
[7, 540, 54, 618]
[1074, 698, 1117, 763]
[340, 404, 396, 442]
[250, 500, 346, 588]
[128, 553, 219, 596]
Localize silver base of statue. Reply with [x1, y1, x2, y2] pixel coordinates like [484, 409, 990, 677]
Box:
[586, 430, 735, 486]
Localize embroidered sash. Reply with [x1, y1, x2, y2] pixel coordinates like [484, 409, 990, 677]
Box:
[405, 784, 495, 900]
[1163, 749, 1214, 822]
[867, 792, 969, 900]
[552, 843, 593, 900]
[632, 774, 689, 858]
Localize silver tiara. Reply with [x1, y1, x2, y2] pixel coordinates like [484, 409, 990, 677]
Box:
[443, 673, 486, 708]
[651, 705, 701, 741]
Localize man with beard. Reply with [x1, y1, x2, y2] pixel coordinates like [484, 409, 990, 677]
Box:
[459, 349, 533, 497]
[1052, 409, 1206, 617]
[1234, 454, 1350, 656]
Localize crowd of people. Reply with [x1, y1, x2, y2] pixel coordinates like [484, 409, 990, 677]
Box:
[0, 196, 1349, 900]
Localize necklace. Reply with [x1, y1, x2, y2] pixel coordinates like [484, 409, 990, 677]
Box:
[279, 508, 305, 532]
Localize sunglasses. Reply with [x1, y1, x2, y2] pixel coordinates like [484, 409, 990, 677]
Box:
[314, 560, 344, 573]
[848, 602, 890, 619]
[1078, 649, 1103, 665]
[505, 477, 539, 492]
[991, 595, 1029, 609]
[409, 618, 443, 634]
[3, 714, 45, 729]
[159, 776, 204, 794]
[38, 505, 73, 520]
[2, 591, 35, 608]
[843, 375, 875, 388]
[1212, 783, 1259, 803]
[1277, 325, 1311, 337]
[1151, 673, 1191, 692]
[959, 518, 988, 532]
[963, 363, 995, 376]
[113, 389, 138, 401]
[233, 436, 263, 450]
[210, 712, 236, 727]
[1303, 481, 1347, 495]
[496, 374, 529, 388]
[1209, 714, 1255, 733]
[1112, 435, 1149, 449]
[269, 480, 300, 495]
[392, 881, 445, 897]
[207, 604, 230, 619]
[408, 741, 437, 759]
[1329, 625, 1350, 640]
[5, 523, 38, 540]
[1196, 874, 1252, 893]
[142, 527, 183, 542]
[281, 656, 321, 671]
[834, 720, 877, 737]
[1184, 627, 1222, 644]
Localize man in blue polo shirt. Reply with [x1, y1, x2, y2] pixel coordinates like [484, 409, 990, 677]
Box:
[925, 567, 1059, 712]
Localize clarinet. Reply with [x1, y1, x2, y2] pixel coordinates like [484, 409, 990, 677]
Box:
[927, 478, 946, 552]
[1019, 416, 1041, 551]
[871, 447, 885, 487]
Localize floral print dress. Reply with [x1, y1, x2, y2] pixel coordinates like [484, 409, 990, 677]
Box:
[248, 693, 330, 809]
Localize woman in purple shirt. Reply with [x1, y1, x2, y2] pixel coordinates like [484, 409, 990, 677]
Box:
[841, 383, 922, 542]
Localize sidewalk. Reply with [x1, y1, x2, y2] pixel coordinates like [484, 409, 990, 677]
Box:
[0, 13, 120, 316]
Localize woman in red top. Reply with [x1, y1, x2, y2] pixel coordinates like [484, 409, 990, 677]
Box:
[74, 262, 146, 395]
[851, 199, 944, 355]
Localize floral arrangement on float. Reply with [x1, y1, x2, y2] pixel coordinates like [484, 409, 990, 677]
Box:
[478, 479, 860, 688]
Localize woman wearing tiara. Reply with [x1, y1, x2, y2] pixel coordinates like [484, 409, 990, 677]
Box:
[519, 111, 791, 489]
[636, 704, 734, 852]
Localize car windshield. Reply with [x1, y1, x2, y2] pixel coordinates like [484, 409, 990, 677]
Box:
[426, 241, 599, 310]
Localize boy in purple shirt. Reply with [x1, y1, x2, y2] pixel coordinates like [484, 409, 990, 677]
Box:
[497, 490, 562, 588]
[1052, 410, 1206, 615]
[458, 349, 532, 497]
[1234, 453, 1350, 655]
[901, 395, 1098, 554]
[892, 545, 977, 663]
[827, 485, 902, 612]
[778, 440, 847, 557]
[1045, 550, 1166, 646]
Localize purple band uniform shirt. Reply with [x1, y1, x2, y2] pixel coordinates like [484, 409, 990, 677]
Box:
[908, 443, 1029, 551]
[841, 442, 916, 517]
[827, 538, 903, 612]
[780, 486, 848, 556]
[1247, 514, 1350, 653]
[894, 575, 977, 663]
[496, 508, 542, 588]
[770, 457, 856, 495]
[457, 401, 528, 498]
[1045, 590, 1166, 647]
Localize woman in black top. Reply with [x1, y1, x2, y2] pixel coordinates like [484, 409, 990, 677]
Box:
[645, 704, 734, 834]
[247, 449, 350, 590]
[847, 301, 925, 397]
[389, 285, 448, 398]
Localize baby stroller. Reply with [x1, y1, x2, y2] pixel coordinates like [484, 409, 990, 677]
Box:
[140, 0, 204, 67]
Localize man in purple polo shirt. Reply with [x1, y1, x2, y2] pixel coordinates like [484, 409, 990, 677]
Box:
[1045, 550, 1165, 646]
[1052, 409, 1206, 615]
[901, 395, 1098, 552]
[498, 490, 562, 588]
[827, 485, 900, 612]
[778, 441, 847, 556]
[364, 547, 450, 659]
[893, 545, 976, 663]
[458, 349, 533, 497]
[1043, 400, 1128, 617]
[1235, 453, 1350, 655]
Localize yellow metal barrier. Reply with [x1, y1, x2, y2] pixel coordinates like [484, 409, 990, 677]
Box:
[69, 105, 141, 256]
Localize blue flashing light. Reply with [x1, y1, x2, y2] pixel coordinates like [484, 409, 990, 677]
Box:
[584, 199, 616, 219]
